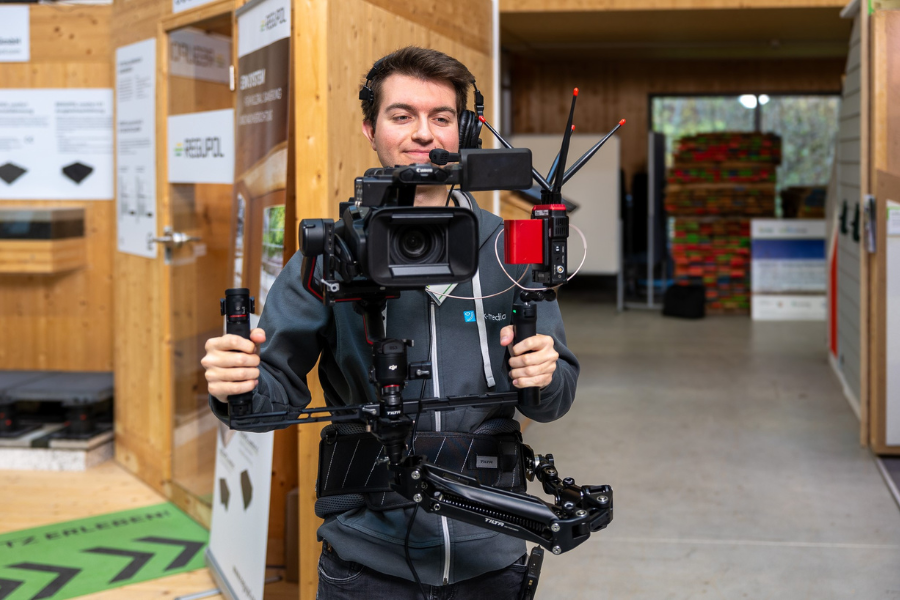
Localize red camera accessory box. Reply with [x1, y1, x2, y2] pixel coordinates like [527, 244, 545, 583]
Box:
[504, 204, 568, 265]
[504, 218, 543, 264]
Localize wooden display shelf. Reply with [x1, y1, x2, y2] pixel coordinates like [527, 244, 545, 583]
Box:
[0, 238, 86, 273]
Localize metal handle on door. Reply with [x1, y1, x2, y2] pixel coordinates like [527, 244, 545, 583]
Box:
[147, 226, 202, 250]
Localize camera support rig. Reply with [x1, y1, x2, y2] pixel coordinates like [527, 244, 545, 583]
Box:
[223, 285, 613, 555]
[220, 88, 626, 556]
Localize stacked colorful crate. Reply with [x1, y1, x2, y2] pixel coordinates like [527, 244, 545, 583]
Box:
[673, 132, 782, 164]
[671, 218, 751, 313]
[667, 163, 776, 185]
[664, 187, 775, 216]
[665, 132, 781, 219]
[666, 132, 779, 314]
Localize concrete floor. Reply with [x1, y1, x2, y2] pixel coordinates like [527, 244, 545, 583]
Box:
[523, 299, 900, 599]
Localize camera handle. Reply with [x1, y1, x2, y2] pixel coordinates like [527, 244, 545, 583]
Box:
[512, 289, 557, 408]
[219, 288, 256, 421]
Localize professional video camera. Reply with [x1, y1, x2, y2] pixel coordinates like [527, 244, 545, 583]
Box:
[218, 88, 624, 596]
[298, 147, 532, 293]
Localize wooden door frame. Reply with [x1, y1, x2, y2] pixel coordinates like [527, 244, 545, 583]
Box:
[155, 0, 236, 526]
[867, 9, 900, 454]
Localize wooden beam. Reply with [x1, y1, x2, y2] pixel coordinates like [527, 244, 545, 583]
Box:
[160, 0, 234, 32]
[293, 0, 329, 595]
[364, 0, 492, 55]
[500, 0, 848, 12]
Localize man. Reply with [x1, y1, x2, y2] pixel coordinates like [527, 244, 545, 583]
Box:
[203, 46, 579, 599]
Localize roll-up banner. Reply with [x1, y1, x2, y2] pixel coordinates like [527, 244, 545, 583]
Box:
[232, 0, 290, 314]
[206, 1, 289, 599]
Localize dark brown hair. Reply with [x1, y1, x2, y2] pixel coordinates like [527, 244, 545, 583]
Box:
[361, 46, 473, 128]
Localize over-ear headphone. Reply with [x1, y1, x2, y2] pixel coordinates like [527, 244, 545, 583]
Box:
[359, 59, 484, 150]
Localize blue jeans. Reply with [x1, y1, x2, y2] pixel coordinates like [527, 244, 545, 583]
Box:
[316, 542, 529, 600]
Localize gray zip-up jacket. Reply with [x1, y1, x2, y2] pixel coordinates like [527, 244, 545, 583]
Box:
[210, 191, 579, 586]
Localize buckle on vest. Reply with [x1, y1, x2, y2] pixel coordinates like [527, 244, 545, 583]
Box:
[323, 427, 338, 445]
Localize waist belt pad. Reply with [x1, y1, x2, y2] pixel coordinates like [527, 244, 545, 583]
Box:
[317, 429, 527, 499]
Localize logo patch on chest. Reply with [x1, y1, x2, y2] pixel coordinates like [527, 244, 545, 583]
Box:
[463, 311, 476, 322]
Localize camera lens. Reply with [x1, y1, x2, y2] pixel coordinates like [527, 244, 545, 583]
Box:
[399, 227, 430, 260]
[392, 225, 444, 264]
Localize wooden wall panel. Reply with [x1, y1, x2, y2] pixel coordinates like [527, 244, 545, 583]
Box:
[292, 0, 494, 594]
[869, 9, 900, 454]
[111, 0, 171, 492]
[0, 6, 114, 373]
[510, 56, 846, 192]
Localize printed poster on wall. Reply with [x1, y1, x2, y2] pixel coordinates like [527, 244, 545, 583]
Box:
[0, 89, 113, 200]
[0, 6, 29, 63]
[750, 219, 827, 321]
[115, 38, 157, 259]
[168, 109, 235, 184]
[232, 0, 290, 316]
[886, 200, 900, 445]
[169, 28, 231, 84]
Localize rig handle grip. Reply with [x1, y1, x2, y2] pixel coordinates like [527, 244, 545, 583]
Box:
[512, 301, 540, 407]
[221, 288, 256, 418]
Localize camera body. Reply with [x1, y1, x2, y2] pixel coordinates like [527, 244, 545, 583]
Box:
[300, 148, 532, 301]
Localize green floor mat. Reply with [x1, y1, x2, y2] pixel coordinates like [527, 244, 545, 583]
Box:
[0, 502, 209, 600]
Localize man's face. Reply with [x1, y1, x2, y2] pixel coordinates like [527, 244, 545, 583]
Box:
[362, 73, 460, 168]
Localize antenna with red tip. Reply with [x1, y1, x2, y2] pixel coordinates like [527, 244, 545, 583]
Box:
[552, 89, 579, 194]
[562, 118, 627, 186]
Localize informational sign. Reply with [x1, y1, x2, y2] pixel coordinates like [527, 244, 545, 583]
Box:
[173, 0, 218, 15]
[887, 200, 900, 445]
[0, 89, 113, 201]
[751, 295, 827, 321]
[751, 219, 826, 320]
[0, 6, 29, 63]
[168, 109, 234, 184]
[115, 38, 157, 259]
[232, 0, 291, 316]
[236, 0, 290, 59]
[207, 423, 274, 600]
[169, 28, 231, 84]
[888, 202, 900, 237]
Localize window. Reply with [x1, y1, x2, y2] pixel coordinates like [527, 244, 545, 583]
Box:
[651, 94, 840, 192]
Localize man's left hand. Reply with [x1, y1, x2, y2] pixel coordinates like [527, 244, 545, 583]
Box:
[500, 325, 558, 390]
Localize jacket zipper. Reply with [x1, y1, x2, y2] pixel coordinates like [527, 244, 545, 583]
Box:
[430, 300, 441, 430]
[429, 298, 451, 585]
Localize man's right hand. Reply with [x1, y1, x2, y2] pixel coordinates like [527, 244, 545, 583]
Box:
[202, 328, 266, 404]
